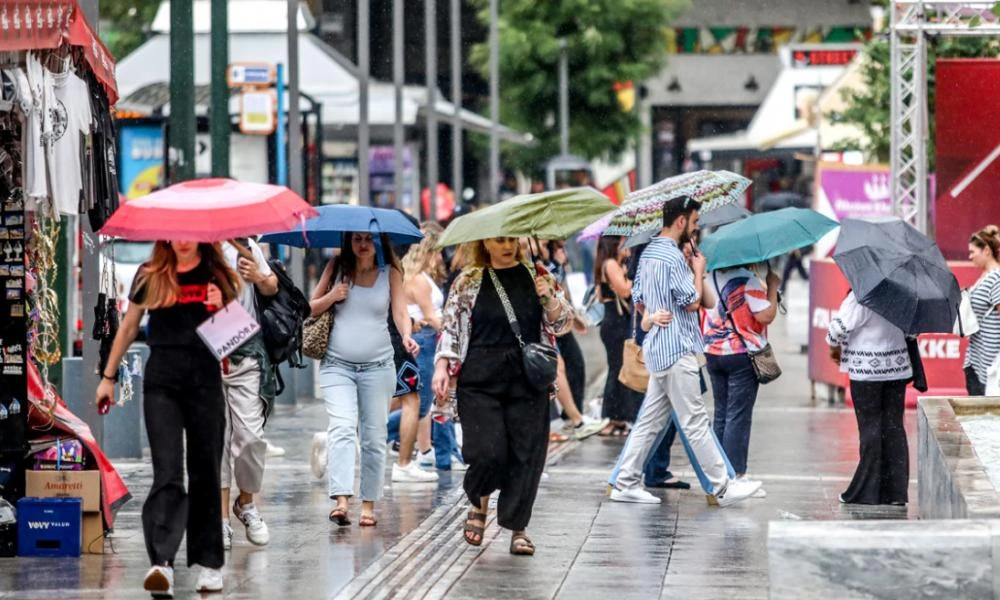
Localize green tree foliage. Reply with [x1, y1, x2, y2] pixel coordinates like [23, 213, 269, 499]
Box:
[98, 0, 161, 60]
[831, 20, 1000, 168]
[468, 0, 689, 174]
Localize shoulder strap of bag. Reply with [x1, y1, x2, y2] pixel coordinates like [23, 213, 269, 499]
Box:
[487, 267, 525, 348]
[713, 272, 753, 351]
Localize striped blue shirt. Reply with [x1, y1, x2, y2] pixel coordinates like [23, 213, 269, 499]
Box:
[633, 237, 701, 372]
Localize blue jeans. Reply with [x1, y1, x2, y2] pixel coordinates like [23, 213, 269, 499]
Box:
[386, 327, 438, 443]
[706, 352, 760, 475]
[320, 357, 395, 501]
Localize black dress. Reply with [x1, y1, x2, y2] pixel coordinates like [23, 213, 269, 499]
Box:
[598, 281, 643, 423]
[457, 266, 549, 531]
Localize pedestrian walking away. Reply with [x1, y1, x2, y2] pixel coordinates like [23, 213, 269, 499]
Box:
[96, 241, 241, 597]
[219, 238, 279, 550]
[963, 226, 1000, 396]
[609, 196, 761, 507]
[594, 236, 644, 436]
[827, 290, 912, 505]
[702, 262, 781, 497]
[433, 237, 573, 556]
[310, 232, 416, 528]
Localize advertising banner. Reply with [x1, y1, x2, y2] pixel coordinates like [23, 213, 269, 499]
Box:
[118, 125, 165, 200]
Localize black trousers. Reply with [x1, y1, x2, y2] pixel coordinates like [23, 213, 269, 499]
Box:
[965, 366, 986, 396]
[842, 379, 909, 505]
[557, 333, 586, 415]
[458, 347, 549, 531]
[600, 305, 642, 422]
[142, 348, 226, 569]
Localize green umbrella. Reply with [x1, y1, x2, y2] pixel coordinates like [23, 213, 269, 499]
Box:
[700, 207, 839, 271]
[436, 187, 616, 248]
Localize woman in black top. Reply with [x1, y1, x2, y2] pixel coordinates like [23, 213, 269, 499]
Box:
[594, 236, 643, 435]
[432, 237, 572, 556]
[97, 240, 239, 598]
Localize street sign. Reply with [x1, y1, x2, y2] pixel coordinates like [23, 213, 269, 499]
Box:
[227, 63, 275, 87]
[239, 91, 277, 135]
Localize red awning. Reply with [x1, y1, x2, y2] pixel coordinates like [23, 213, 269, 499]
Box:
[0, 1, 118, 103]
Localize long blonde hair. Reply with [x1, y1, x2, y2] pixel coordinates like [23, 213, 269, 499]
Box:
[402, 222, 445, 282]
[468, 237, 526, 268]
[132, 242, 241, 310]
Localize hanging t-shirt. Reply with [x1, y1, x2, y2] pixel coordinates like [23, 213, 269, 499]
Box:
[48, 68, 92, 216]
[702, 268, 771, 355]
[130, 261, 215, 350]
[16, 54, 52, 201]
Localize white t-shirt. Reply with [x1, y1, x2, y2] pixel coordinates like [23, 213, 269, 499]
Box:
[17, 54, 52, 201]
[826, 291, 913, 382]
[223, 240, 273, 320]
[48, 69, 92, 215]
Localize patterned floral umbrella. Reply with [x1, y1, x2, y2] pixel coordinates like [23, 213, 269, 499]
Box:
[604, 170, 751, 237]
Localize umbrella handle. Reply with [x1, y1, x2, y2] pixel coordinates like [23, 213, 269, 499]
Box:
[228, 238, 254, 260]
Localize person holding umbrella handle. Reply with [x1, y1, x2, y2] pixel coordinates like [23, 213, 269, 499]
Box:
[96, 241, 241, 597]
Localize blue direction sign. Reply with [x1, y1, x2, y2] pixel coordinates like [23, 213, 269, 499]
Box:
[227, 63, 275, 87]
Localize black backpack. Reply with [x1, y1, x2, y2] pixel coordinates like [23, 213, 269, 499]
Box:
[256, 259, 311, 377]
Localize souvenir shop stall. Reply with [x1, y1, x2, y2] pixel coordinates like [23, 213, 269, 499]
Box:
[0, 2, 129, 558]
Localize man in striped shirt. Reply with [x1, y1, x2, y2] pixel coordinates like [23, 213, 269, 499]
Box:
[610, 196, 761, 506]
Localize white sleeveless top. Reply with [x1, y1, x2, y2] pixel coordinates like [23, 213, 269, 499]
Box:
[407, 272, 444, 322]
[327, 268, 392, 364]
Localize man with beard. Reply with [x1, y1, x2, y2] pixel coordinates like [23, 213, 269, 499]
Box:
[609, 196, 761, 507]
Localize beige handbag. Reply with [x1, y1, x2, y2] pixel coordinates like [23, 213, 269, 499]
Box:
[618, 338, 650, 393]
[302, 259, 340, 360]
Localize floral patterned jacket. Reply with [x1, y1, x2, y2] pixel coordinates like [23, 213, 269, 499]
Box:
[434, 262, 574, 375]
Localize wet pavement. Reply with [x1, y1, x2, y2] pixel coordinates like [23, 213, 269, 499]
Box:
[0, 280, 922, 599]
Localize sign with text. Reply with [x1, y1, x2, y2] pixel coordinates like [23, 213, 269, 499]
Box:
[196, 302, 260, 361]
[227, 63, 275, 87]
[239, 91, 277, 135]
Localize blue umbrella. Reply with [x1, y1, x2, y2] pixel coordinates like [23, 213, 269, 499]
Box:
[258, 205, 423, 248]
[701, 207, 839, 271]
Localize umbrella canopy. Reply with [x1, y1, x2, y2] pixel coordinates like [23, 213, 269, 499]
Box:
[258, 205, 423, 248]
[755, 191, 809, 213]
[577, 213, 614, 242]
[604, 170, 751, 237]
[700, 203, 752, 228]
[99, 178, 318, 242]
[832, 217, 961, 335]
[701, 208, 839, 271]
[437, 187, 615, 248]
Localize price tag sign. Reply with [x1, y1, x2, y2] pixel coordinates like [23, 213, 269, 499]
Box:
[196, 301, 261, 361]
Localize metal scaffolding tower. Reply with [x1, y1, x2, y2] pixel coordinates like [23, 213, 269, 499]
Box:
[889, 1, 1000, 233]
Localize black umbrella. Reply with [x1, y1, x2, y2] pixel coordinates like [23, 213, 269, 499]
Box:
[755, 192, 808, 213]
[832, 217, 961, 335]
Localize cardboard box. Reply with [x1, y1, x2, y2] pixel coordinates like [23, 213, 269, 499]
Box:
[25, 470, 100, 512]
[81, 512, 105, 555]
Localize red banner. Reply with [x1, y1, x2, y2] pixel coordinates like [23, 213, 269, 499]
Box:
[808, 259, 981, 407]
[0, 1, 118, 103]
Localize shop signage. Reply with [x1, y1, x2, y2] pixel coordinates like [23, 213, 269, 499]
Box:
[227, 63, 275, 87]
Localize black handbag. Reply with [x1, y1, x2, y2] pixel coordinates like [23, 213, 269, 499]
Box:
[488, 268, 558, 391]
[905, 336, 928, 392]
[713, 272, 782, 385]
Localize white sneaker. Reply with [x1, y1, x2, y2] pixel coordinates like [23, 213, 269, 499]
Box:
[572, 418, 609, 441]
[418, 448, 436, 468]
[737, 475, 767, 499]
[195, 566, 224, 593]
[392, 461, 439, 483]
[450, 456, 468, 471]
[234, 500, 270, 546]
[143, 565, 174, 599]
[310, 432, 327, 479]
[716, 478, 763, 507]
[610, 487, 662, 504]
[222, 521, 233, 551]
[265, 441, 286, 458]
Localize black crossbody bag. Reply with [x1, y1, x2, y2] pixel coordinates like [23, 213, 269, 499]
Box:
[488, 268, 559, 391]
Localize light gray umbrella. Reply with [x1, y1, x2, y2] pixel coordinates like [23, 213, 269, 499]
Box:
[622, 202, 751, 249]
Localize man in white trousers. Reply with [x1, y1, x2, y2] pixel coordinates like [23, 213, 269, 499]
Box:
[610, 196, 760, 507]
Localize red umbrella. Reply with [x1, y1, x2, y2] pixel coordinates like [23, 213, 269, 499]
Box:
[98, 178, 319, 242]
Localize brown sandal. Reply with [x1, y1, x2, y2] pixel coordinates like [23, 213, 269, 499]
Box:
[510, 532, 535, 556]
[464, 510, 487, 546]
[329, 507, 351, 526]
[359, 514, 378, 527]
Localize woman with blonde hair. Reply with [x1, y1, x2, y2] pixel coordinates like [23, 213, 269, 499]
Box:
[964, 225, 1000, 395]
[96, 241, 240, 597]
[432, 237, 572, 555]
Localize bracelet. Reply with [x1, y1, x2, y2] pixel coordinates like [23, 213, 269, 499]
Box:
[101, 372, 119, 383]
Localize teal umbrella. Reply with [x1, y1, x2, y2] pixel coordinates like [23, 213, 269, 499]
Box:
[701, 207, 839, 271]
